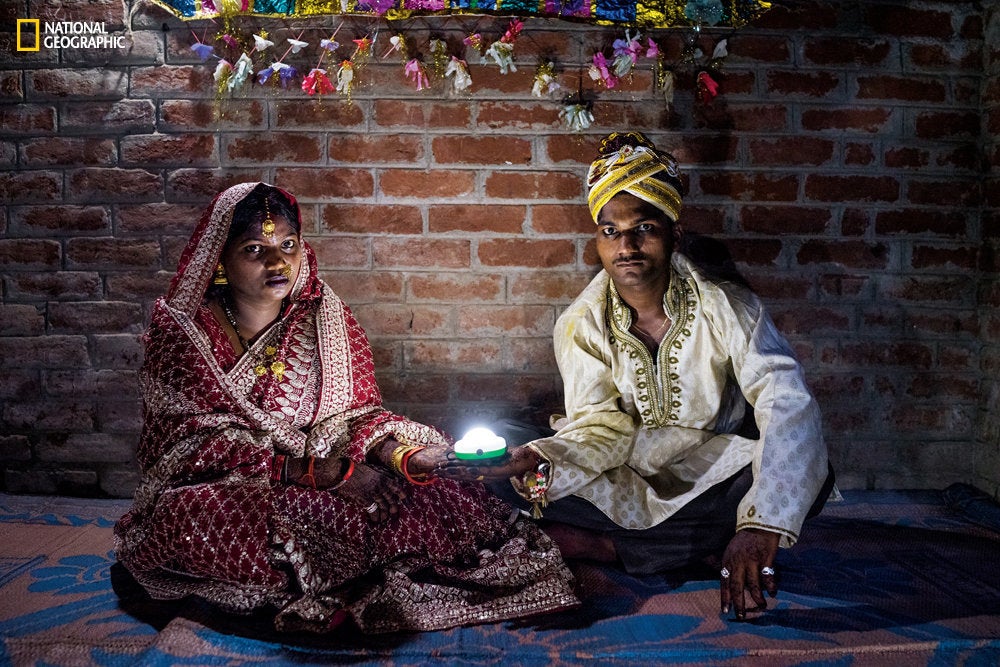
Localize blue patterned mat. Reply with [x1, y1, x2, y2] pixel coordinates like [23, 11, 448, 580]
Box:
[2, 490, 999, 666]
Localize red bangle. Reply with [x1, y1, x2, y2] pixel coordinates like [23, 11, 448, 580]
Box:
[271, 454, 286, 483]
[401, 446, 435, 486]
[330, 459, 355, 490]
[299, 455, 317, 490]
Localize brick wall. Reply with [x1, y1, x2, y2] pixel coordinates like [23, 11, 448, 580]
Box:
[979, 1, 1000, 498]
[0, 0, 992, 498]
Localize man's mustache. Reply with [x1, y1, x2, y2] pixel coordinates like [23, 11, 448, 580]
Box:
[614, 253, 647, 265]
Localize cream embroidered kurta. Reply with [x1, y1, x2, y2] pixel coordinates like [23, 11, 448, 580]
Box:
[531, 253, 828, 547]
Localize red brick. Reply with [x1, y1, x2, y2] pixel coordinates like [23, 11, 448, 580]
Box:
[117, 203, 201, 235]
[909, 44, 981, 70]
[61, 99, 156, 133]
[322, 204, 422, 234]
[165, 169, 268, 201]
[471, 65, 544, 95]
[0, 336, 90, 368]
[477, 239, 575, 267]
[5, 272, 102, 301]
[698, 172, 798, 202]
[106, 271, 173, 300]
[906, 313, 978, 340]
[275, 167, 374, 199]
[695, 104, 788, 132]
[801, 108, 892, 133]
[27, 69, 127, 99]
[428, 204, 526, 233]
[677, 206, 726, 235]
[329, 134, 423, 163]
[121, 134, 218, 167]
[908, 180, 980, 207]
[857, 75, 947, 103]
[797, 240, 890, 270]
[885, 147, 930, 169]
[863, 6, 956, 39]
[377, 373, 451, 405]
[225, 133, 321, 164]
[352, 304, 452, 337]
[432, 136, 531, 165]
[404, 339, 503, 371]
[935, 144, 980, 172]
[747, 137, 835, 166]
[0, 304, 45, 336]
[49, 302, 145, 334]
[373, 100, 471, 128]
[727, 239, 783, 267]
[408, 273, 504, 302]
[485, 171, 582, 200]
[308, 237, 369, 269]
[739, 206, 831, 235]
[12, 206, 110, 235]
[322, 271, 404, 303]
[744, 271, 813, 300]
[880, 275, 974, 305]
[754, 3, 838, 30]
[0, 171, 62, 203]
[456, 305, 555, 336]
[1, 72, 23, 100]
[766, 70, 841, 97]
[726, 35, 791, 63]
[161, 99, 265, 130]
[4, 400, 95, 431]
[0, 239, 61, 268]
[505, 338, 558, 372]
[453, 374, 560, 405]
[805, 175, 899, 203]
[35, 0, 124, 23]
[267, 98, 362, 128]
[817, 274, 872, 299]
[478, 102, 562, 129]
[771, 306, 851, 335]
[545, 135, 602, 165]
[20, 137, 115, 167]
[841, 341, 933, 370]
[67, 168, 163, 202]
[373, 238, 470, 268]
[803, 38, 892, 67]
[531, 205, 593, 235]
[875, 209, 969, 237]
[91, 333, 144, 368]
[672, 136, 738, 165]
[66, 239, 162, 268]
[0, 104, 56, 134]
[379, 169, 475, 198]
[915, 111, 980, 139]
[844, 143, 876, 166]
[130, 65, 214, 95]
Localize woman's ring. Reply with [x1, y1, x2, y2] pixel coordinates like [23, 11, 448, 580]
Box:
[365, 502, 378, 514]
[720, 567, 730, 579]
[761, 566, 775, 576]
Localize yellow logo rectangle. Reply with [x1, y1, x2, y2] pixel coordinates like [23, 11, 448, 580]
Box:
[16, 19, 41, 52]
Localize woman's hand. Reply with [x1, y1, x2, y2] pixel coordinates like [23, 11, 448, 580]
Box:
[434, 444, 542, 483]
[337, 463, 407, 524]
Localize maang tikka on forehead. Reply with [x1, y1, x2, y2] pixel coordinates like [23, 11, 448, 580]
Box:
[261, 194, 276, 239]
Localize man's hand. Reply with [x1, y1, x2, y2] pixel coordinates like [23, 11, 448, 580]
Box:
[337, 463, 407, 524]
[434, 444, 541, 483]
[719, 528, 780, 620]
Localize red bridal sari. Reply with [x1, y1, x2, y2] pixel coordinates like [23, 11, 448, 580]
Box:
[113, 183, 578, 633]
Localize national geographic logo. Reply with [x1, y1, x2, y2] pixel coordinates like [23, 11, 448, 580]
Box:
[16, 19, 127, 51]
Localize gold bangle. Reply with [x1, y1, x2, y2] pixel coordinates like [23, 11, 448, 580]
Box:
[390, 444, 420, 476]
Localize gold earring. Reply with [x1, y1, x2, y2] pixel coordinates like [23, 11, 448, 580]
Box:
[261, 196, 275, 239]
[212, 262, 228, 286]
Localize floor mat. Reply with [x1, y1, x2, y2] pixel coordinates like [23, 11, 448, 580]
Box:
[1, 490, 999, 666]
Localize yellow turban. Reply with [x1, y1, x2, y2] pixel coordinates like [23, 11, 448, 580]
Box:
[586, 132, 683, 223]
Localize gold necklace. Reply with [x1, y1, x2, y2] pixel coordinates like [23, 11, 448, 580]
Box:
[632, 315, 670, 342]
[221, 297, 286, 382]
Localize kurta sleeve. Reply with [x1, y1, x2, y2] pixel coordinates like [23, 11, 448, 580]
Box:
[705, 283, 829, 547]
[529, 304, 637, 501]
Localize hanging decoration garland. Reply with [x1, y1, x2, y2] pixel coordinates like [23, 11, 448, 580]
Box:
[153, 0, 769, 29]
[174, 0, 747, 129]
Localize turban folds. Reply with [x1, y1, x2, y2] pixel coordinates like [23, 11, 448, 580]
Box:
[586, 132, 683, 223]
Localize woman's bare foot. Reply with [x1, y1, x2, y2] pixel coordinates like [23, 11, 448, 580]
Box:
[541, 522, 617, 563]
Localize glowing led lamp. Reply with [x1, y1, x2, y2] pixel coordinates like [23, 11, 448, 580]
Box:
[454, 427, 507, 461]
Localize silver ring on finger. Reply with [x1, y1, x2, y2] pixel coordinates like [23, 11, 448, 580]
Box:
[365, 502, 378, 514]
[761, 566, 775, 576]
[720, 567, 731, 579]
